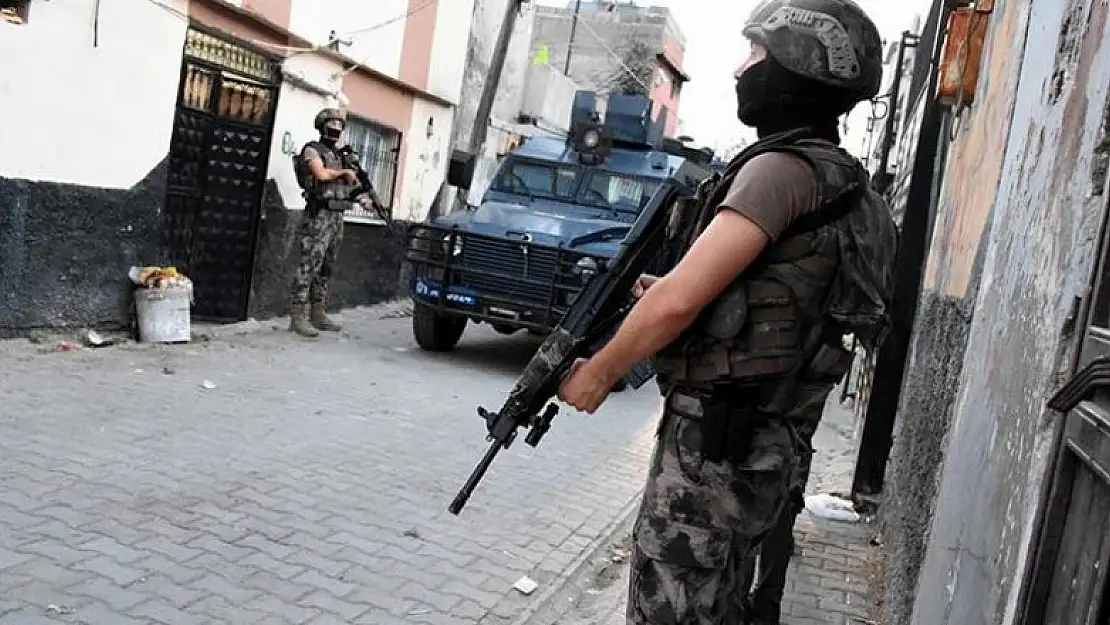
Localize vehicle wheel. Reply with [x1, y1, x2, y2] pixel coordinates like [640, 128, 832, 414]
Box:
[413, 305, 467, 352]
[491, 323, 518, 336]
[612, 378, 629, 393]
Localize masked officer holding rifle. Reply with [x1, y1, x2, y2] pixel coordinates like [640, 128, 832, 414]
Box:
[558, 1, 898, 622]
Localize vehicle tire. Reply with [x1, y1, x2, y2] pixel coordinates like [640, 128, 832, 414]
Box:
[413, 305, 467, 352]
[491, 323, 518, 336]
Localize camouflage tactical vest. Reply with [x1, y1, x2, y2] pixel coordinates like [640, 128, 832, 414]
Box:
[295, 141, 356, 211]
[655, 129, 898, 414]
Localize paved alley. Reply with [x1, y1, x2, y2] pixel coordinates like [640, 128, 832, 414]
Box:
[0, 301, 877, 625]
[0, 303, 664, 625]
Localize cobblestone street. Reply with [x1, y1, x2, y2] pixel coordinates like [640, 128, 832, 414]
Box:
[0, 303, 664, 625]
[532, 514, 877, 625]
[0, 302, 877, 625]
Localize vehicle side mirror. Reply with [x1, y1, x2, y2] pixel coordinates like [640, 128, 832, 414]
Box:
[448, 149, 476, 190]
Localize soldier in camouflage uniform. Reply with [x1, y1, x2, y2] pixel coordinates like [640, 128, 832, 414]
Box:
[288, 107, 362, 338]
[557, 1, 897, 623]
[741, 416, 821, 624]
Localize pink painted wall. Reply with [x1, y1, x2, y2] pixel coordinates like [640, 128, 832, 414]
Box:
[399, 0, 438, 91]
[650, 29, 686, 137]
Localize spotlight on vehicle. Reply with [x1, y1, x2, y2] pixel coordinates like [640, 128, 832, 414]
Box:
[573, 123, 611, 166]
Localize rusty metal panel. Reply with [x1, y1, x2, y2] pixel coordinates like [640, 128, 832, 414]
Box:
[937, 7, 991, 107]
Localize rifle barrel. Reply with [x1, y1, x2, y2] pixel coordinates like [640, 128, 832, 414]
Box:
[448, 437, 504, 515]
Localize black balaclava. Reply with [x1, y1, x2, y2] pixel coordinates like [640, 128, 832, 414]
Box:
[320, 122, 343, 146]
[735, 54, 853, 145]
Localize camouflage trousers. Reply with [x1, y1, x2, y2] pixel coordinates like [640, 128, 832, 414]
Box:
[289, 206, 345, 308]
[740, 419, 819, 624]
[626, 393, 798, 625]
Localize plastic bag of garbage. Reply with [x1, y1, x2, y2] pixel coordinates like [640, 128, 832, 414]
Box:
[129, 266, 193, 290]
[804, 494, 861, 523]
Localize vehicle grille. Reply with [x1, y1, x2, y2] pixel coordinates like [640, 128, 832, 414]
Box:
[457, 236, 563, 306]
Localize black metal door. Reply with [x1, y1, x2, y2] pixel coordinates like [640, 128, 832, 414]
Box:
[164, 26, 280, 321]
[1020, 201, 1110, 624]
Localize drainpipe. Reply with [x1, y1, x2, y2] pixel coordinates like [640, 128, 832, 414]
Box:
[851, 0, 955, 505]
[564, 0, 582, 75]
[874, 31, 919, 195]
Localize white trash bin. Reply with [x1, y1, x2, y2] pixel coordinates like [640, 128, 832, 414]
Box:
[134, 283, 193, 343]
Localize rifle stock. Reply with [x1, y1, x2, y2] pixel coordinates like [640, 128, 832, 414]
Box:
[448, 182, 695, 515]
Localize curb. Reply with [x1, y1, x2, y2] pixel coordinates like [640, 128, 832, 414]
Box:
[506, 489, 643, 625]
[193, 297, 415, 340]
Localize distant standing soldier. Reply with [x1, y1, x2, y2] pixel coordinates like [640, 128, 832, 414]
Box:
[289, 107, 376, 337]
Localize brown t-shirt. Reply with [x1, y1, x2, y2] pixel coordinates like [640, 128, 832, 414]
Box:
[303, 144, 326, 164]
[718, 152, 820, 242]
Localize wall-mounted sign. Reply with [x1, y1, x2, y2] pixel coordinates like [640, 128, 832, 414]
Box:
[281, 131, 297, 155]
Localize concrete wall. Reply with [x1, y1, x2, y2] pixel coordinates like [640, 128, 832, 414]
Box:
[0, 0, 185, 187]
[426, 0, 477, 102]
[531, 4, 672, 89]
[287, 0, 409, 80]
[520, 64, 580, 133]
[399, 99, 456, 222]
[0, 0, 462, 333]
[285, 0, 471, 105]
[530, 4, 684, 133]
[0, 0, 188, 333]
[444, 0, 540, 210]
[881, 0, 1110, 623]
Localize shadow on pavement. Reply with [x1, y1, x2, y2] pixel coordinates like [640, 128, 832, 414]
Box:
[435, 326, 545, 378]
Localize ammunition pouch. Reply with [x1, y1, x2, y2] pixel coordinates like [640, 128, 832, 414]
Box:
[664, 386, 764, 463]
[804, 339, 854, 383]
[656, 276, 804, 385]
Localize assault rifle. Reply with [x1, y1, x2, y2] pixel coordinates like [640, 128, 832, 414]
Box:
[448, 181, 698, 515]
[336, 145, 397, 233]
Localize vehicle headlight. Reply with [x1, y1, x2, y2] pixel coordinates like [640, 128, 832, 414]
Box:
[442, 234, 463, 257]
[574, 257, 599, 279]
[583, 129, 601, 149]
[408, 226, 433, 253]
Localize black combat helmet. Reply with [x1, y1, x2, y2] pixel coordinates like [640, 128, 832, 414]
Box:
[314, 107, 347, 140]
[742, 0, 884, 105]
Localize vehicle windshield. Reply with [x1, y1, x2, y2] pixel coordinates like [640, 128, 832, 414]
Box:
[491, 160, 579, 201]
[578, 171, 661, 213]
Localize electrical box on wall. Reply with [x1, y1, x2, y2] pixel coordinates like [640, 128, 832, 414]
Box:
[936, 0, 995, 109]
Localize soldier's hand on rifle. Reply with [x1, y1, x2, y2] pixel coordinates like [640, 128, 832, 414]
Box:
[631, 274, 661, 299]
[357, 195, 379, 211]
[557, 358, 620, 415]
[341, 169, 358, 184]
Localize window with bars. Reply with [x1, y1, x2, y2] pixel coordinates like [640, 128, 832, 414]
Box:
[343, 116, 401, 222]
[1, 0, 30, 24]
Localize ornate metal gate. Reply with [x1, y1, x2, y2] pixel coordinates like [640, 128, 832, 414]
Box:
[1019, 199, 1110, 624]
[163, 26, 280, 321]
